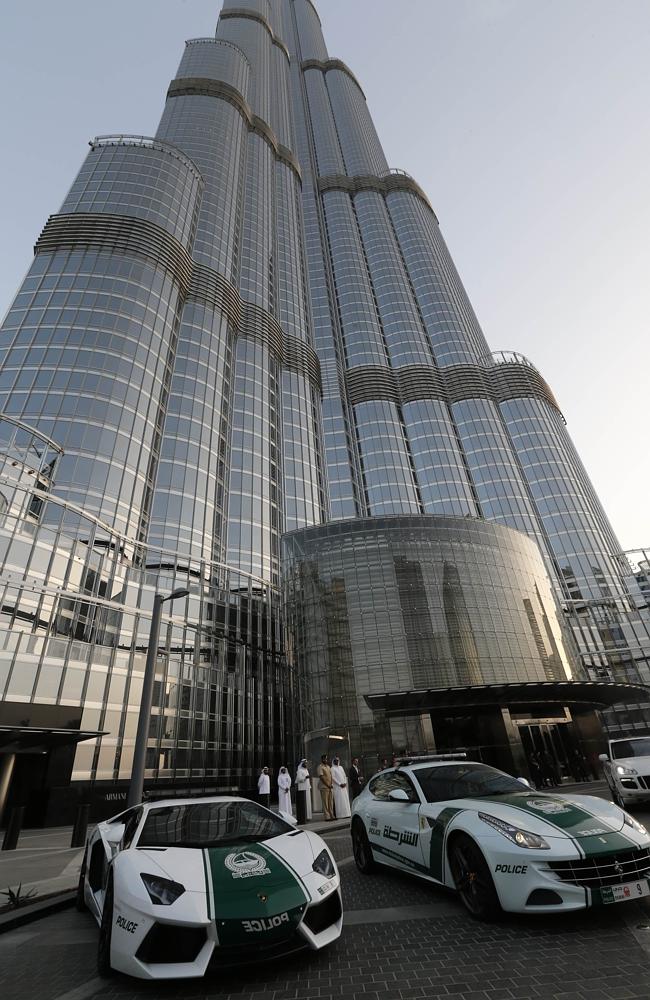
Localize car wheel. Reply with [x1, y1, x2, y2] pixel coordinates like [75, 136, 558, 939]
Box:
[449, 833, 501, 921]
[352, 820, 377, 874]
[97, 873, 114, 977]
[75, 851, 87, 912]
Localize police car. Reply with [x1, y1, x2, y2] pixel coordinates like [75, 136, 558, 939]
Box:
[351, 755, 650, 919]
[77, 796, 342, 979]
[600, 736, 650, 809]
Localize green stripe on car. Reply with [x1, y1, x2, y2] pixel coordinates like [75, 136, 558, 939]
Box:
[429, 807, 464, 882]
[203, 843, 308, 947]
[485, 794, 637, 856]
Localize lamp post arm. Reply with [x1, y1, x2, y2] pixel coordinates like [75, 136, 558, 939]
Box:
[127, 593, 164, 809]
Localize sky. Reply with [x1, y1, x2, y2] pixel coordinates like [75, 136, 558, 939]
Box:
[0, 0, 647, 551]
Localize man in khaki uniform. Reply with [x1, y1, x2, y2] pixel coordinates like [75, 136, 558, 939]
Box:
[317, 754, 334, 820]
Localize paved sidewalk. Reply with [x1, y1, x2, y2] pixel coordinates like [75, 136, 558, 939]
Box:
[0, 827, 84, 900]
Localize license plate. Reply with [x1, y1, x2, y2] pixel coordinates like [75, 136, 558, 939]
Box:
[601, 879, 650, 904]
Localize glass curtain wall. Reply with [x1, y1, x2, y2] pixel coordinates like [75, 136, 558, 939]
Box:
[283, 516, 576, 762]
[0, 2, 328, 800]
[283, 0, 650, 713]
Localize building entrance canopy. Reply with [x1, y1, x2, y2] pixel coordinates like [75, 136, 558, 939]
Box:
[365, 680, 650, 715]
[0, 726, 105, 754]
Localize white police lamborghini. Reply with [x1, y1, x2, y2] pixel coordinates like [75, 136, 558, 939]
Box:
[351, 756, 650, 920]
[77, 796, 342, 979]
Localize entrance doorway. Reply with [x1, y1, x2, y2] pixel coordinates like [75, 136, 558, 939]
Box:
[517, 721, 583, 785]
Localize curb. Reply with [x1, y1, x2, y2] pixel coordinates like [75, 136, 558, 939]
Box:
[306, 820, 351, 835]
[0, 890, 76, 934]
[318, 820, 350, 834]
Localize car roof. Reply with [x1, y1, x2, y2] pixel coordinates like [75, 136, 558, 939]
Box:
[377, 758, 484, 774]
[405, 760, 482, 771]
[140, 796, 251, 810]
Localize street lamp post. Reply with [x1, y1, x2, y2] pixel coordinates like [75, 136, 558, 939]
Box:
[127, 588, 190, 808]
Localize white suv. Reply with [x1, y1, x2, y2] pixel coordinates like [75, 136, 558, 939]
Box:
[600, 736, 650, 808]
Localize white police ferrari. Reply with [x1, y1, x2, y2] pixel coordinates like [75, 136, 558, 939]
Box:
[77, 796, 342, 979]
[351, 755, 650, 920]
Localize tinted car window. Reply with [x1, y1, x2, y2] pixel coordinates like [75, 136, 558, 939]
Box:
[368, 771, 419, 802]
[413, 763, 526, 803]
[612, 739, 650, 760]
[137, 801, 293, 848]
[122, 808, 143, 849]
[107, 805, 135, 825]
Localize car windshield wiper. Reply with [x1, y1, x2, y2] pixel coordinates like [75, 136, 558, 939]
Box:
[470, 790, 520, 798]
[213, 835, 269, 846]
[139, 833, 282, 849]
[138, 840, 202, 849]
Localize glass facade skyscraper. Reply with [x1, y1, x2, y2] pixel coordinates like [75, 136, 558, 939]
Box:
[0, 0, 648, 822]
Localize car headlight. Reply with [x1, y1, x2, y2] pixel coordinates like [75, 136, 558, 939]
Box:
[624, 813, 647, 835]
[312, 848, 335, 878]
[479, 812, 550, 850]
[616, 765, 638, 776]
[140, 873, 185, 905]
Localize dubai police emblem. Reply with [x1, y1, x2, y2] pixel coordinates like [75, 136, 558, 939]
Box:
[224, 850, 271, 879]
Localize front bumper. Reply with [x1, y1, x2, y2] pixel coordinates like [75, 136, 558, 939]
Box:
[614, 776, 650, 804]
[110, 881, 342, 979]
[486, 836, 650, 913]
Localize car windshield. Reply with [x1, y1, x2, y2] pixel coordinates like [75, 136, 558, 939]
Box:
[137, 801, 293, 849]
[413, 763, 528, 803]
[612, 739, 650, 760]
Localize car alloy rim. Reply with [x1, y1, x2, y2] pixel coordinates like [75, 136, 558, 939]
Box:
[453, 844, 484, 912]
[354, 828, 366, 866]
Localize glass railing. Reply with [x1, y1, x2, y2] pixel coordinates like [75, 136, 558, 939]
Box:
[380, 167, 414, 179]
[90, 135, 202, 180]
[490, 351, 540, 371]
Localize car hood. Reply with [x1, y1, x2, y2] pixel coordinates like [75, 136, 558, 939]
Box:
[443, 791, 640, 850]
[133, 829, 323, 890]
[611, 755, 650, 771]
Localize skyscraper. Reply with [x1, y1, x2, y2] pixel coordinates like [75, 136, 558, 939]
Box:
[0, 1, 647, 821]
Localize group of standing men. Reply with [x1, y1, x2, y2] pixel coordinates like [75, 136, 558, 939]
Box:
[256, 756, 365, 822]
[315, 755, 365, 821]
[527, 747, 593, 789]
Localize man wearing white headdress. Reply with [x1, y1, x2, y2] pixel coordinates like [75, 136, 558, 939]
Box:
[278, 766, 292, 816]
[331, 757, 351, 819]
[295, 759, 312, 820]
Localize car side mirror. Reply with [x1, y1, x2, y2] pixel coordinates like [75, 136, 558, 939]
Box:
[279, 810, 298, 827]
[388, 788, 410, 803]
[517, 777, 531, 788]
[598, 753, 609, 763]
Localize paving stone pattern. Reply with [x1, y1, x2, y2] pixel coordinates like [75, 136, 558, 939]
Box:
[342, 862, 455, 911]
[3, 853, 650, 1000]
[322, 831, 353, 864]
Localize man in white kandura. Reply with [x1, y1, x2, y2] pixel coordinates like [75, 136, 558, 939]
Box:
[257, 767, 271, 809]
[278, 766, 292, 815]
[331, 757, 351, 818]
[257, 766, 270, 809]
[295, 758, 312, 820]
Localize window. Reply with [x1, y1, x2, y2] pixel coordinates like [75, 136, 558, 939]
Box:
[122, 808, 143, 849]
[137, 800, 293, 848]
[611, 739, 650, 760]
[413, 764, 524, 803]
[368, 771, 419, 803]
